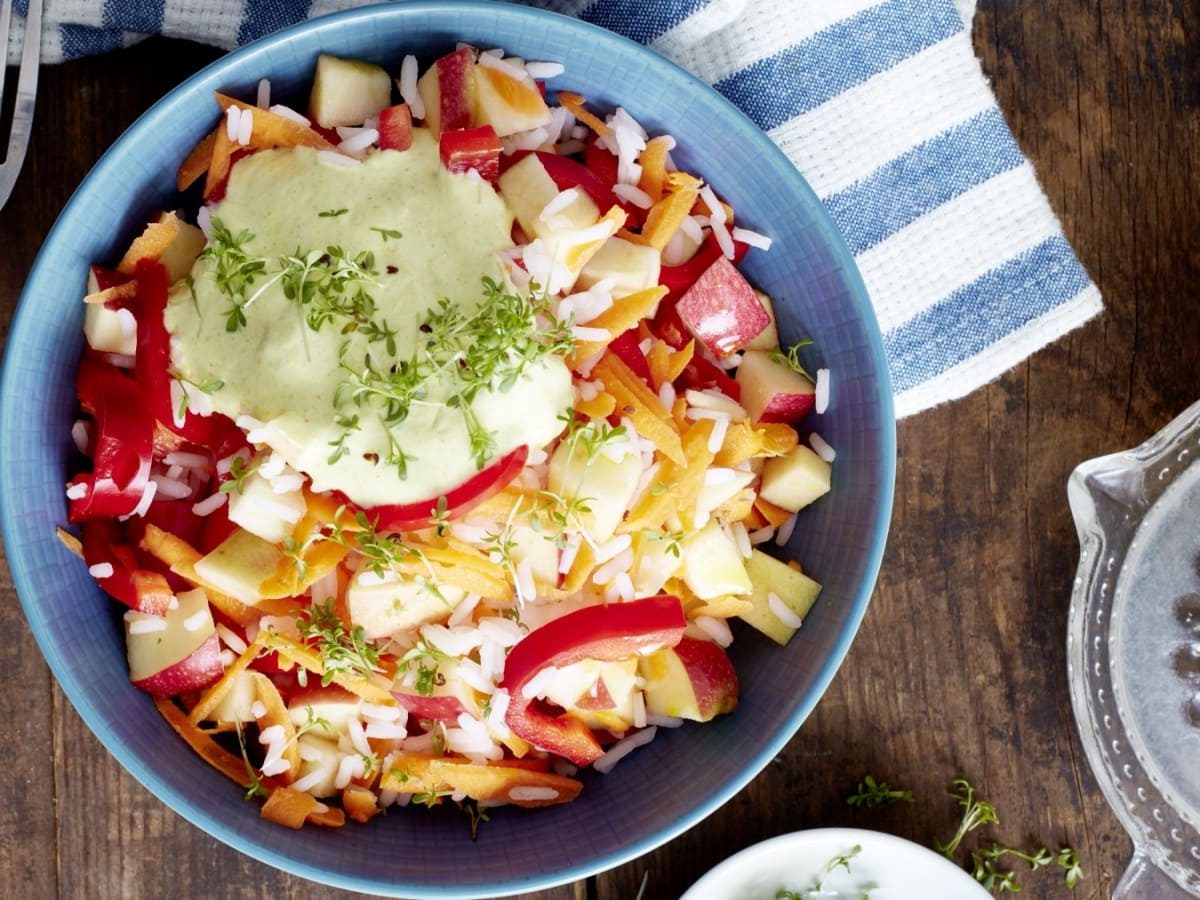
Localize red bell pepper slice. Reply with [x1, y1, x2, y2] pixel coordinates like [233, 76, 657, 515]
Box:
[359, 445, 528, 533]
[659, 232, 749, 298]
[68, 359, 154, 522]
[81, 520, 173, 615]
[501, 595, 687, 765]
[584, 135, 619, 191]
[439, 126, 503, 185]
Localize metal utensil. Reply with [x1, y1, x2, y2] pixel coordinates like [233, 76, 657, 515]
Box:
[0, 0, 43, 210]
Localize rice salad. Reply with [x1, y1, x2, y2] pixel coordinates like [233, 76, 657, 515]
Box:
[64, 45, 834, 831]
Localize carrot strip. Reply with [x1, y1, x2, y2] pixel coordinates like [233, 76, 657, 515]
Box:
[83, 281, 138, 306]
[177, 126, 219, 191]
[251, 672, 300, 784]
[260, 787, 322, 829]
[577, 390, 617, 420]
[570, 285, 667, 365]
[203, 125, 238, 199]
[258, 631, 394, 703]
[621, 418, 715, 533]
[666, 341, 695, 383]
[55, 527, 83, 559]
[556, 91, 612, 138]
[117, 214, 181, 275]
[213, 93, 337, 152]
[640, 172, 702, 251]
[593, 354, 684, 465]
[154, 697, 255, 786]
[638, 136, 673, 203]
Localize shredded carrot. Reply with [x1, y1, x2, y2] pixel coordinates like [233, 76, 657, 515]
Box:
[666, 341, 695, 383]
[563, 539, 598, 594]
[577, 390, 617, 420]
[639, 171, 702, 251]
[342, 786, 380, 823]
[188, 632, 268, 725]
[203, 125, 238, 199]
[259, 631, 394, 703]
[646, 339, 673, 389]
[563, 206, 626, 273]
[621, 418, 715, 533]
[593, 353, 684, 465]
[55, 527, 83, 560]
[713, 420, 797, 467]
[212, 93, 337, 151]
[555, 91, 612, 138]
[177, 126, 219, 191]
[117, 214, 181, 275]
[637, 136, 673, 203]
[754, 496, 793, 529]
[83, 280, 138, 306]
[692, 596, 754, 619]
[260, 787, 322, 829]
[154, 697, 256, 786]
[382, 755, 582, 807]
[570, 285, 667, 365]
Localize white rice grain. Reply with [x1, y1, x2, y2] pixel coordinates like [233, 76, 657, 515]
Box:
[236, 108, 253, 146]
[164, 450, 209, 470]
[525, 60, 565, 79]
[711, 218, 736, 259]
[769, 592, 805, 629]
[398, 55, 425, 119]
[555, 139, 586, 156]
[191, 491, 227, 517]
[347, 717, 372, 759]
[708, 416, 730, 453]
[749, 526, 775, 545]
[593, 726, 657, 774]
[612, 183, 652, 209]
[128, 480, 158, 519]
[448, 592, 483, 627]
[815, 368, 831, 414]
[256, 78, 270, 109]
[613, 571, 635, 603]
[593, 534, 632, 565]
[539, 187, 583, 221]
[66, 482, 88, 501]
[71, 420, 90, 455]
[592, 548, 634, 586]
[775, 513, 798, 547]
[224, 105, 241, 141]
[572, 325, 610, 343]
[182, 609, 209, 632]
[694, 615, 733, 647]
[809, 432, 837, 462]
[115, 307, 137, 338]
[646, 715, 684, 728]
[731, 521, 753, 559]
[509, 785, 560, 802]
[731, 226, 772, 251]
[151, 474, 192, 500]
[87, 562, 114, 579]
[216, 623, 248, 655]
[127, 617, 167, 636]
[338, 128, 379, 154]
[269, 103, 310, 126]
[557, 536, 581, 575]
[364, 720, 408, 740]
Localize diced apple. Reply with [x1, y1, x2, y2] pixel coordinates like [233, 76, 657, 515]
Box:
[294, 733, 342, 798]
[346, 573, 464, 640]
[127, 587, 221, 695]
[735, 349, 816, 425]
[737, 549, 821, 645]
[417, 47, 475, 135]
[675, 256, 771, 357]
[758, 445, 831, 513]
[684, 388, 748, 422]
[541, 658, 639, 732]
[509, 522, 560, 587]
[226, 472, 307, 544]
[548, 432, 643, 543]
[309, 53, 392, 128]
[679, 520, 752, 600]
[576, 237, 662, 296]
[744, 290, 781, 351]
[638, 637, 737, 721]
[83, 302, 136, 356]
[631, 532, 683, 597]
[499, 154, 599, 240]
[439, 125, 503, 184]
[287, 684, 363, 737]
[210, 667, 259, 724]
[193, 528, 285, 605]
[156, 213, 207, 284]
[472, 57, 552, 137]
[377, 103, 413, 151]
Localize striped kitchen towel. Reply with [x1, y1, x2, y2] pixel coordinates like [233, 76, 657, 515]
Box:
[7, 0, 1102, 417]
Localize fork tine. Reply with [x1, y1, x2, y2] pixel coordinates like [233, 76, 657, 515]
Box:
[0, 0, 41, 209]
[0, 0, 13, 109]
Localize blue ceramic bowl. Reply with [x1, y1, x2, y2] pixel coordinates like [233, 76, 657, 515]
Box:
[0, 3, 894, 896]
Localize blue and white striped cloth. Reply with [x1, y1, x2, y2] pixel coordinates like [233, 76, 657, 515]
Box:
[7, 0, 1102, 417]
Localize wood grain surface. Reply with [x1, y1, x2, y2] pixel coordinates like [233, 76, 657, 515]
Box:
[1, 1, 1196, 897]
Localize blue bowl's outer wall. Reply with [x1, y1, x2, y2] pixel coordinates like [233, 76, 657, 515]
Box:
[0, 3, 895, 897]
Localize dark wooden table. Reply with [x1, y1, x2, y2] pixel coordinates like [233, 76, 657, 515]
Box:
[1, 2, 1195, 897]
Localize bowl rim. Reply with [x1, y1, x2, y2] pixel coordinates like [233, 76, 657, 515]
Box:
[0, 2, 896, 896]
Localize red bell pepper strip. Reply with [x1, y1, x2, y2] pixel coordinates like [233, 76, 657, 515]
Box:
[501, 595, 687, 765]
[439, 126, 503, 185]
[81, 520, 173, 615]
[584, 135, 619, 191]
[659, 232, 748, 298]
[134, 259, 219, 445]
[359, 445, 528, 533]
[68, 359, 154, 522]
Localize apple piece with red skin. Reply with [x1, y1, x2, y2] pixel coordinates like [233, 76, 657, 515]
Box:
[417, 47, 475, 134]
[126, 587, 222, 696]
[391, 691, 467, 722]
[638, 636, 738, 722]
[674, 255, 770, 358]
[735, 348, 816, 424]
[308, 53, 392, 128]
[744, 289, 781, 351]
[378, 103, 413, 151]
[439, 125, 503, 184]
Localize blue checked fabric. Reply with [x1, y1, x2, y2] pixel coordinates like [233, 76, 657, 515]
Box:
[7, 0, 1101, 417]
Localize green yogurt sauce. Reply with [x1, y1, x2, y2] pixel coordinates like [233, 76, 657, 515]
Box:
[166, 132, 572, 507]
